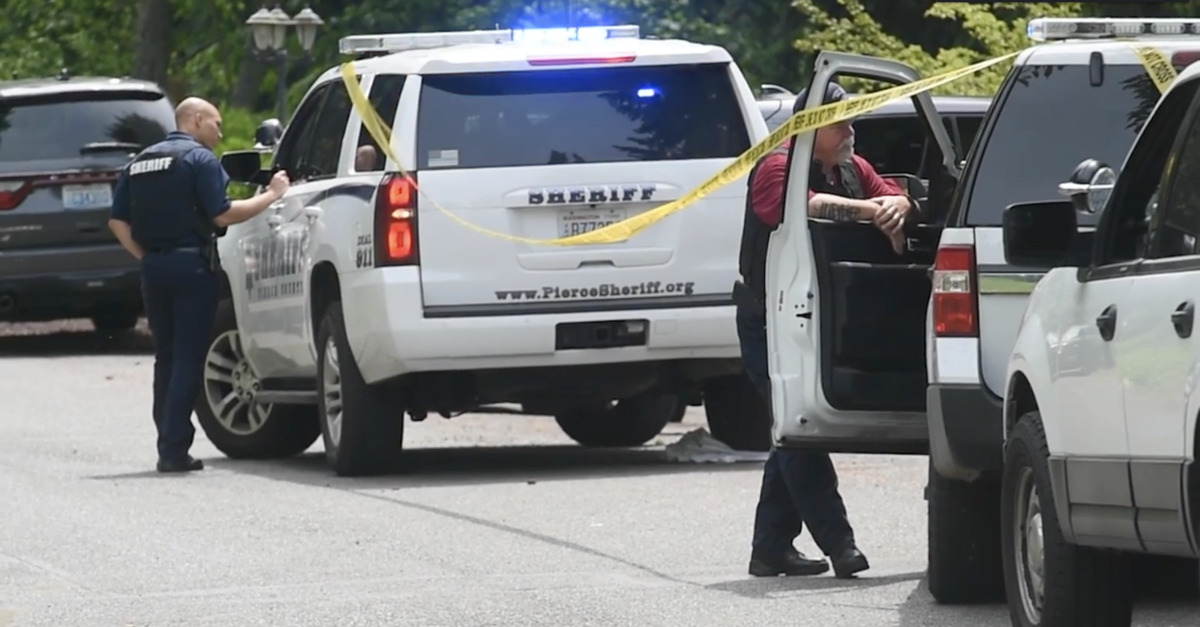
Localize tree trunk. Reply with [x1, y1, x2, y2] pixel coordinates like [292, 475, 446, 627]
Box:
[132, 0, 173, 88]
[230, 37, 269, 110]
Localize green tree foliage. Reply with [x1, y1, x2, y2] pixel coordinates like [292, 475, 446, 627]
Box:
[1, 0, 1196, 153]
[0, 0, 135, 79]
[790, 0, 1083, 95]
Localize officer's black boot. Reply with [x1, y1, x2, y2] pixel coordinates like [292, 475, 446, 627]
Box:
[749, 547, 830, 577]
[157, 455, 204, 473]
[830, 545, 870, 579]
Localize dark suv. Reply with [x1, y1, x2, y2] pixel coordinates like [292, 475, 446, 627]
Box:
[0, 75, 176, 331]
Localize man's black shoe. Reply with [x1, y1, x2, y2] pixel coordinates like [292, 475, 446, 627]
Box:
[831, 546, 870, 579]
[156, 456, 204, 473]
[749, 549, 830, 577]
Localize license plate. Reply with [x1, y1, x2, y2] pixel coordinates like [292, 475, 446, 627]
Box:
[558, 207, 628, 238]
[62, 183, 113, 210]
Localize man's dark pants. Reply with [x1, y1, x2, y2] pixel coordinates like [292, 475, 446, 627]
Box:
[737, 305, 856, 557]
[140, 249, 218, 462]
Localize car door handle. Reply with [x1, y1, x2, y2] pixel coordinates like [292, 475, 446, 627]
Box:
[1096, 304, 1118, 342]
[1171, 300, 1194, 339]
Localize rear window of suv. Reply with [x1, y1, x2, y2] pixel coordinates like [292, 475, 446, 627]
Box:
[963, 63, 1161, 226]
[0, 91, 174, 166]
[416, 63, 751, 169]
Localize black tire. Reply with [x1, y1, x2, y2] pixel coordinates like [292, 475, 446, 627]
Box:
[927, 461, 1004, 604]
[668, 395, 688, 422]
[701, 374, 772, 452]
[91, 311, 140, 333]
[1001, 411, 1133, 627]
[555, 392, 676, 447]
[316, 301, 404, 476]
[194, 299, 321, 459]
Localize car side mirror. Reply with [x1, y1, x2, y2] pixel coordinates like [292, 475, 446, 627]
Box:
[1057, 158, 1115, 215]
[1003, 200, 1079, 267]
[254, 118, 284, 149]
[220, 150, 270, 186]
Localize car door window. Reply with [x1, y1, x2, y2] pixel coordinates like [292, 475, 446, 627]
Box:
[1095, 80, 1200, 267]
[853, 115, 924, 175]
[1146, 89, 1200, 260]
[955, 115, 983, 157]
[272, 83, 330, 179]
[299, 81, 354, 180]
[354, 74, 406, 172]
[966, 64, 1164, 228]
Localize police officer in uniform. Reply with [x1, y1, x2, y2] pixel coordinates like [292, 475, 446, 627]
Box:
[734, 83, 914, 577]
[108, 97, 290, 473]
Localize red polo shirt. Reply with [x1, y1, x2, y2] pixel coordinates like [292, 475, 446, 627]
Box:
[749, 139, 902, 228]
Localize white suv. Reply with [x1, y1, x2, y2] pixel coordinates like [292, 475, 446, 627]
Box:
[192, 25, 774, 475]
[764, 17, 1200, 605]
[1000, 40, 1200, 627]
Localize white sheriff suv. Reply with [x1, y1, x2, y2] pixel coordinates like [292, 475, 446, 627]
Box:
[195, 25, 775, 475]
[763, 17, 1200, 606]
[1000, 30, 1200, 627]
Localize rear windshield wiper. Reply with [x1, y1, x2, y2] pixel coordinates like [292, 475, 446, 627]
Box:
[80, 141, 142, 155]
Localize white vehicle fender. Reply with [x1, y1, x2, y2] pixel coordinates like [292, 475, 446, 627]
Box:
[216, 223, 250, 331]
[305, 241, 344, 360]
[1181, 353, 1200, 463]
[1004, 311, 1060, 451]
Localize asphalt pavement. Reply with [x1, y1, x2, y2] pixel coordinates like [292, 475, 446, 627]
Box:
[1, 321, 1196, 626]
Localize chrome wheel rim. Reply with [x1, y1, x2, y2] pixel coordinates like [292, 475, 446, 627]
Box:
[321, 336, 344, 448]
[1014, 465, 1045, 622]
[204, 330, 271, 435]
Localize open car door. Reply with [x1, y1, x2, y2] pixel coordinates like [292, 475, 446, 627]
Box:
[764, 52, 958, 454]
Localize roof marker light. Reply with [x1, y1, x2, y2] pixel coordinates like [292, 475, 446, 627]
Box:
[339, 25, 641, 56]
[1027, 18, 1200, 42]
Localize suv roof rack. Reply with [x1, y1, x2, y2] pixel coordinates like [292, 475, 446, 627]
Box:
[1028, 17, 1200, 42]
[339, 25, 641, 57]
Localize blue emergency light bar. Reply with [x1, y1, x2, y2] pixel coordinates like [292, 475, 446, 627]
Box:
[1028, 18, 1200, 42]
[339, 25, 641, 56]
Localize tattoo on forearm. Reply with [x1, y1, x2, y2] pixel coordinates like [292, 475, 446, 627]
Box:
[813, 202, 859, 222]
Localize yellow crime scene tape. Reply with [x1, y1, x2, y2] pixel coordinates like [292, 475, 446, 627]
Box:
[1130, 44, 1177, 93]
[339, 42, 1177, 247]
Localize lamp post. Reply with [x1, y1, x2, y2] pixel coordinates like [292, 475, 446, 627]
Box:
[245, 5, 324, 122]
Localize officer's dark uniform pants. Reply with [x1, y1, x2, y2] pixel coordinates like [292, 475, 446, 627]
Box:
[140, 249, 218, 462]
[737, 306, 856, 557]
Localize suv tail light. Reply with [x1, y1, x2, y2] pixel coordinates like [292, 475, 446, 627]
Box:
[375, 173, 418, 266]
[0, 180, 33, 211]
[932, 244, 978, 337]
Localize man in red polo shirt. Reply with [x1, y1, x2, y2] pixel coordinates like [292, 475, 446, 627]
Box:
[750, 98, 910, 249]
[734, 82, 915, 578]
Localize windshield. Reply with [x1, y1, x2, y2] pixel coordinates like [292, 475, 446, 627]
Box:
[416, 63, 752, 169]
[0, 92, 175, 166]
[963, 63, 1162, 226]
